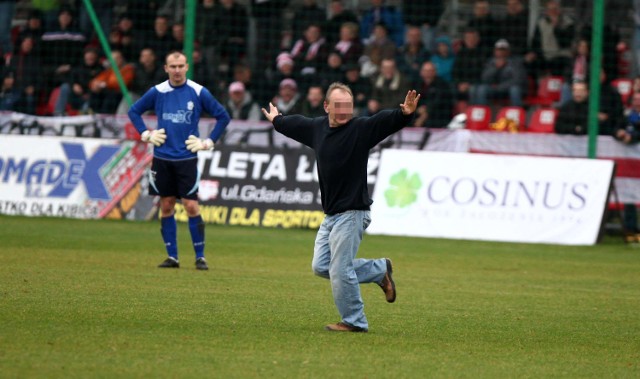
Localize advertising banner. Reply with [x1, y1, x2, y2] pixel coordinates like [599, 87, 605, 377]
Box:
[368, 150, 615, 245]
[187, 145, 326, 229]
[0, 135, 153, 219]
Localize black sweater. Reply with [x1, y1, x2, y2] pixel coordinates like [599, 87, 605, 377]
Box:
[273, 109, 413, 215]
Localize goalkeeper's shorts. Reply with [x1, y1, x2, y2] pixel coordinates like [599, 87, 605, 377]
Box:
[148, 156, 199, 200]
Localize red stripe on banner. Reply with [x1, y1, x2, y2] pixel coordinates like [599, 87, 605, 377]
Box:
[469, 149, 640, 179]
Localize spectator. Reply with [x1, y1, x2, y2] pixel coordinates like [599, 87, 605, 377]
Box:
[579, 24, 620, 83]
[320, 52, 345, 90]
[367, 58, 411, 115]
[396, 25, 431, 84]
[361, 23, 397, 78]
[213, 0, 249, 77]
[116, 47, 165, 115]
[598, 70, 625, 136]
[292, 0, 327, 42]
[196, 0, 218, 77]
[77, 0, 113, 40]
[53, 47, 102, 116]
[251, 0, 289, 72]
[190, 48, 215, 93]
[8, 36, 42, 114]
[324, 0, 359, 45]
[526, 0, 575, 77]
[555, 80, 589, 135]
[431, 35, 455, 83]
[452, 28, 485, 103]
[88, 50, 135, 114]
[108, 13, 137, 62]
[360, 0, 404, 47]
[332, 22, 363, 65]
[14, 9, 44, 55]
[412, 61, 453, 128]
[225, 81, 261, 121]
[141, 15, 174, 66]
[40, 7, 87, 94]
[271, 78, 301, 116]
[499, 0, 529, 56]
[270, 52, 299, 102]
[169, 23, 185, 52]
[474, 39, 527, 107]
[0, 70, 21, 111]
[402, 0, 444, 52]
[290, 23, 329, 85]
[615, 91, 640, 242]
[127, 1, 161, 36]
[342, 62, 370, 116]
[559, 38, 590, 105]
[467, 0, 499, 54]
[232, 62, 268, 106]
[294, 85, 326, 117]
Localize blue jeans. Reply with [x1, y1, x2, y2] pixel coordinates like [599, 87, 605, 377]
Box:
[311, 210, 387, 330]
[475, 84, 523, 107]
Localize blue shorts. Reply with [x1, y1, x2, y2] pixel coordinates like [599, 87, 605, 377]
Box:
[148, 157, 199, 200]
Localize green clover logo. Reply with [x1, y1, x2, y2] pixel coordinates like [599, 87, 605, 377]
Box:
[384, 169, 422, 208]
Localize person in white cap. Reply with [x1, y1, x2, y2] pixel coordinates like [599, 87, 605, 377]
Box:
[474, 38, 527, 106]
[225, 81, 261, 121]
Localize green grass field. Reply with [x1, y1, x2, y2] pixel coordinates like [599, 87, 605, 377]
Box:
[1, 215, 639, 378]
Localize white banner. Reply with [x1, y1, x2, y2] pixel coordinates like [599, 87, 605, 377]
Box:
[369, 150, 615, 245]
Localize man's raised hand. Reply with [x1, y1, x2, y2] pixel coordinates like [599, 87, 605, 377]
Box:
[400, 90, 421, 115]
[261, 102, 281, 122]
[141, 128, 167, 146]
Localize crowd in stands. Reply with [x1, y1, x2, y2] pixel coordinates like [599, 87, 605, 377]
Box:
[0, 0, 639, 137]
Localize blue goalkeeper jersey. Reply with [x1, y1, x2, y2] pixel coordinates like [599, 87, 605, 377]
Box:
[128, 79, 230, 160]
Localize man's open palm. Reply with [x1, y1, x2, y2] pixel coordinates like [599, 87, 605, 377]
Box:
[261, 102, 281, 122]
[400, 90, 421, 115]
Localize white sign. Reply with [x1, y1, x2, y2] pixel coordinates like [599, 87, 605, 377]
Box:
[369, 150, 615, 245]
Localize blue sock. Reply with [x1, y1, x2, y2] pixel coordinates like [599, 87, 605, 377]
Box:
[189, 215, 205, 259]
[161, 215, 178, 260]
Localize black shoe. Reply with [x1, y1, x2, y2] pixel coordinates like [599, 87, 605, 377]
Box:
[195, 257, 209, 270]
[158, 257, 179, 268]
[379, 258, 396, 303]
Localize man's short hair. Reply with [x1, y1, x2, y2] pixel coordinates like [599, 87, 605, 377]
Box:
[325, 82, 353, 104]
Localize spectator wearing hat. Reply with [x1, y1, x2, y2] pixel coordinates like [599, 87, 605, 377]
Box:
[225, 81, 261, 121]
[431, 35, 455, 83]
[271, 78, 301, 116]
[270, 52, 299, 100]
[342, 62, 370, 116]
[474, 38, 527, 107]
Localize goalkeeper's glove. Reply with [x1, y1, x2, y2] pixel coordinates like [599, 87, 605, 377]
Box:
[185, 135, 214, 152]
[140, 129, 167, 146]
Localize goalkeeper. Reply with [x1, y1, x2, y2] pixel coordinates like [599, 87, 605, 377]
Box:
[128, 50, 230, 270]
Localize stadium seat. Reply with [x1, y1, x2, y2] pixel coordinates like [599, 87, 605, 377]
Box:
[612, 77, 633, 106]
[525, 76, 564, 107]
[527, 108, 558, 133]
[495, 106, 526, 130]
[464, 105, 492, 130]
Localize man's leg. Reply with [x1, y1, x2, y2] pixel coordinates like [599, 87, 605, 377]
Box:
[311, 216, 331, 279]
[183, 198, 208, 270]
[159, 196, 179, 267]
[327, 210, 370, 330]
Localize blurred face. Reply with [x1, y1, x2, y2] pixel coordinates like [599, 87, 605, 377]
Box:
[373, 25, 387, 40]
[172, 24, 184, 41]
[165, 53, 189, 86]
[420, 62, 436, 82]
[84, 50, 98, 66]
[155, 17, 169, 35]
[330, 1, 343, 15]
[21, 37, 34, 53]
[437, 42, 449, 56]
[279, 85, 296, 102]
[59, 11, 72, 28]
[119, 18, 133, 31]
[221, 0, 234, 8]
[577, 40, 589, 56]
[340, 24, 355, 41]
[140, 48, 156, 66]
[28, 17, 41, 30]
[572, 82, 588, 102]
[406, 27, 421, 46]
[328, 53, 342, 68]
[474, 1, 489, 17]
[632, 93, 640, 111]
[507, 0, 522, 15]
[307, 87, 324, 107]
[324, 88, 353, 127]
[230, 89, 245, 103]
[380, 59, 396, 79]
[463, 31, 480, 48]
[305, 26, 321, 43]
[345, 69, 359, 82]
[546, 1, 561, 17]
[111, 51, 124, 67]
[494, 47, 509, 59]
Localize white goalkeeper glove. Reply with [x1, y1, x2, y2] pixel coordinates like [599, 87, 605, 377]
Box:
[185, 135, 214, 152]
[140, 129, 167, 147]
